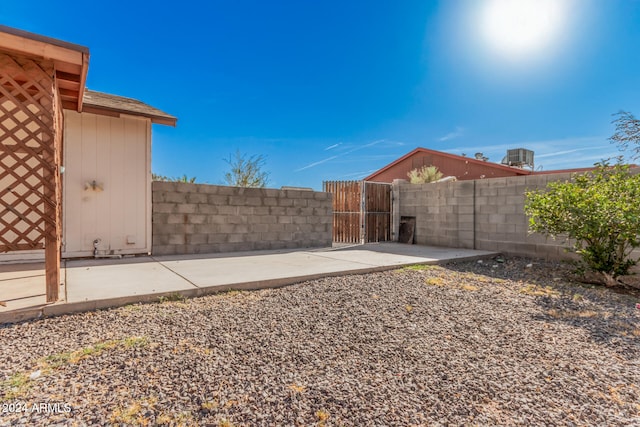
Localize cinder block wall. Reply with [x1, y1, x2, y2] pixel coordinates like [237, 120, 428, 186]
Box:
[472, 173, 575, 259]
[396, 172, 577, 260]
[152, 182, 333, 255]
[397, 180, 475, 249]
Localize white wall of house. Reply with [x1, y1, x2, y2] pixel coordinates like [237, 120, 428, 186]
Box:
[62, 110, 152, 258]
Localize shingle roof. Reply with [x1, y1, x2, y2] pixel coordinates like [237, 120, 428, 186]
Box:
[82, 90, 177, 126]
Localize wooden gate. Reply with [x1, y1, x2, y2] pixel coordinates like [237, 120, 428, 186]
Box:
[323, 180, 391, 243]
[363, 182, 391, 243]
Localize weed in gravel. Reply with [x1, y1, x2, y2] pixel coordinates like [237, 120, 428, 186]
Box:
[425, 277, 444, 286]
[520, 284, 560, 297]
[400, 264, 442, 272]
[458, 272, 492, 283]
[157, 413, 173, 424]
[316, 409, 330, 426]
[155, 411, 195, 426]
[288, 383, 306, 393]
[219, 289, 244, 298]
[201, 400, 219, 411]
[174, 338, 212, 356]
[1, 337, 149, 400]
[158, 293, 186, 303]
[460, 284, 480, 291]
[546, 308, 604, 319]
[2, 372, 30, 399]
[405, 304, 414, 312]
[572, 293, 584, 302]
[109, 401, 146, 425]
[218, 420, 236, 427]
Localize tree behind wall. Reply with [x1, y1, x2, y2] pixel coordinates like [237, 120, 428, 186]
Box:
[152, 173, 197, 183]
[609, 111, 640, 161]
[224, 150, 270, 188]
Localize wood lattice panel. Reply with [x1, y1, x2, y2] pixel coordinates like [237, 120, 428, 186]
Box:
[0, 51, 61, 301]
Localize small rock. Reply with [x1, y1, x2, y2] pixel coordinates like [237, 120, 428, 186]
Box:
[29, 370, 41, 380]
[525, 264, 533, 269]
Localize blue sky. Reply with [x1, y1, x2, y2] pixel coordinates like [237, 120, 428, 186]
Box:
[3, 1, 640, 189]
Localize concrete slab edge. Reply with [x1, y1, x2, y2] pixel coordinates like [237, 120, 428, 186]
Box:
[0, 252, 498, 325]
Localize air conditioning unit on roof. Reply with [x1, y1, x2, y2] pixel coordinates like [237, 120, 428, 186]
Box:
[503, 148, 534, 169]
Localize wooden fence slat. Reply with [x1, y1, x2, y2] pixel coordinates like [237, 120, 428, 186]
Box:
[324, 180, 391, 244]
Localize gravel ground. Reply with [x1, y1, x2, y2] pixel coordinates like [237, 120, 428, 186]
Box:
[1, 256, 639, 426]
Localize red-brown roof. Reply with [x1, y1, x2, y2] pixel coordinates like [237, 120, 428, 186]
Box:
[364, 147, 531, 181]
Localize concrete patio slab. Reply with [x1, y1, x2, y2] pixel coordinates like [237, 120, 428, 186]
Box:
[66, 257, 196, 302]
[1, 243, 498, 324]
[0, 263, 51, 312]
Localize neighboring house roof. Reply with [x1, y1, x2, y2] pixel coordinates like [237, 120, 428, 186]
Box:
[81, 90, 177, 127]
[365, 147, 531, 182]
[0, 25, 90, 112]
[535, 167, 596, 175]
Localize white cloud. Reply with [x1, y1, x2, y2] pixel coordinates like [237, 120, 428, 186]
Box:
[336, 169, 379, 179]
[438, 126, 465, 142]
[294, 155, 339, 172]
[535, 146, 604, 159]
[295, 139, 386, 172]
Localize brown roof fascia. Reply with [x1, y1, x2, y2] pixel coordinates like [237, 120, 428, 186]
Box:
[81, 103, 177, 126]
[0, 25, 89, 54]
[536, 167, 596, 175]
[364, 147, 531, 181]
[0, 25, 90, 112]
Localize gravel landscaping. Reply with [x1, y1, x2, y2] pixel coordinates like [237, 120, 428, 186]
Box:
[1, 257, 639, 426]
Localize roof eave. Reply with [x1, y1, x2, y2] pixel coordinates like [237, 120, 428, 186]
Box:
[81, 103, 177, 127]
[0, 25, 89, 112]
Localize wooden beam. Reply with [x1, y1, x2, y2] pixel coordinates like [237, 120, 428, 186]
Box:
[0, 243, 44, 252]
[80, 105, 121, 118]
[61, 99, 76, 110]
[55, 70, 80, 83]
[58, 87, 79, 99]
[0, 30, 85, 66]
[77, 52, 89, 111]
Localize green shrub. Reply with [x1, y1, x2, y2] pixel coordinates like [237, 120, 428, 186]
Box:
[524, 161, 640, 284]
